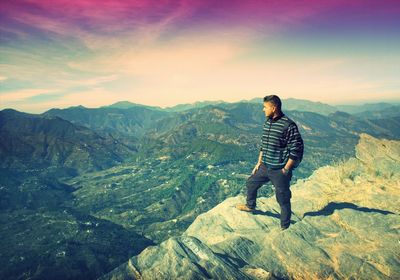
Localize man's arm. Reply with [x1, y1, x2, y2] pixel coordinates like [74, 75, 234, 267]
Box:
[257, 150, 263, 164]
[283, 158, 296, 173]
[282, 123, 304, 173]
[252, 151, 263, 175]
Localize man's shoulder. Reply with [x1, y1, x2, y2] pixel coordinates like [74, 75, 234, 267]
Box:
[280, 115, 296, 126]
[279, 116, 302, 133]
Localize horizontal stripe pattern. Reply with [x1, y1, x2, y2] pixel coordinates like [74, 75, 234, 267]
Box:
[259, 114, 304, 169]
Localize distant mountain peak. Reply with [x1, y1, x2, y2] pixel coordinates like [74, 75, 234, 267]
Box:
[0, 108, 40, 119]
[105, 101, 162, 110]
[63, 105, 88, 110]
[107, 101, 140, 107]
[164, 100, 227, 112]
[0, 108, 20, 113]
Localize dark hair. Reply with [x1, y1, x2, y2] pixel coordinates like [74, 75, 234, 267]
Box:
[263, 95, 282, 110]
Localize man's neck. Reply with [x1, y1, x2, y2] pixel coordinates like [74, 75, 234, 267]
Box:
[270, 111, 283, 120]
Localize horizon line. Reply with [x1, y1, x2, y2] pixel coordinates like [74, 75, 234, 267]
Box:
[1, 96, 400, 115]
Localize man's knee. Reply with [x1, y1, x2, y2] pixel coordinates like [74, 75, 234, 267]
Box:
[246, 177, 264, 192]
[276, 189, 291, 205]
[246, 175, 257, 187]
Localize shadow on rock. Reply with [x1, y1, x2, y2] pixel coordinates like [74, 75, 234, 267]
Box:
[252, 209, 281, 219]
[252, 210, 298, 226]
[303, 202, 395, 217]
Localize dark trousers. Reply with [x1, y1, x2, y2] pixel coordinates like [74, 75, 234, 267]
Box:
[246, 163, 292, 228]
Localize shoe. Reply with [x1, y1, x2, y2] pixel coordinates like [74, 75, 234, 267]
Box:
[281, 226, 289, 231]
[236, 204, 255, 212]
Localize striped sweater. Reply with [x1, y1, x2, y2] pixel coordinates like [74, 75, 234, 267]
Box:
[259, 113, 304, 169]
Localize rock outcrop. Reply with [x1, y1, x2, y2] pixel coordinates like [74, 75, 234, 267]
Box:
[101, 134, 400, 280]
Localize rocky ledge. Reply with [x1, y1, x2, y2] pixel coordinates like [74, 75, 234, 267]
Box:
[101, 134, 400, 279]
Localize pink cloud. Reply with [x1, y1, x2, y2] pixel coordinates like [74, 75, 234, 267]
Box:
[1, 0, 204, 50]
[2, 0, 197, 33]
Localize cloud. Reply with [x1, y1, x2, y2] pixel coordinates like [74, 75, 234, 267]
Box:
[0, 74, 118, 108]
[2, 0, 199, 50]
[49, 87, 119, 108]
[12, 87, 122, 113]
[77, 75, 119, 87]
[67, 31, 250, 75]
[0, 86, 122, 113]
[0, 88, 57, 103]
[1, 0, 347, 51]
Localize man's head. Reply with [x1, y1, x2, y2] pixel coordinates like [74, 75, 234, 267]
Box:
[263, 95, 282, 118]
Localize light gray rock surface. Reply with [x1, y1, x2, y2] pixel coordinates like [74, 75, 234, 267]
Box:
[101, 134, 400, 279]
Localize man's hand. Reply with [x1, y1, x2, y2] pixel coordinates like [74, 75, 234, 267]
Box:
[252, 162, 261, 175]
[281, 159, 295, 175]
[281, 167, 290, 175]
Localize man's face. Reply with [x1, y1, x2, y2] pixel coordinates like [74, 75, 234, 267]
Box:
[263, 101, 276, 118]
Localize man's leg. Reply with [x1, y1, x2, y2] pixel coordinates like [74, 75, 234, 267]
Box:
[267, 169, 292, 229]
[246, 164, 270, 209]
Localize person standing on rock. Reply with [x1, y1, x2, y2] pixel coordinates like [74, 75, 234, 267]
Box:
[236, 95, 304, 230]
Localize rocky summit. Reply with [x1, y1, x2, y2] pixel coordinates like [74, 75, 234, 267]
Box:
[101, 134, 399, 280]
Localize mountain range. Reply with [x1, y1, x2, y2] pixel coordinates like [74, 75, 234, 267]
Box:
[0, 109, 138, 178]
[1, 98, 399, 279]
[102, 98, 400, 117]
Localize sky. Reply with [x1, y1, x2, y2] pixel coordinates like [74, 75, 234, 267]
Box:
[1, 0, 400, 113]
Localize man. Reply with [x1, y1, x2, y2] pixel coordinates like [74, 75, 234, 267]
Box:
[236, 95, 304, 230]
